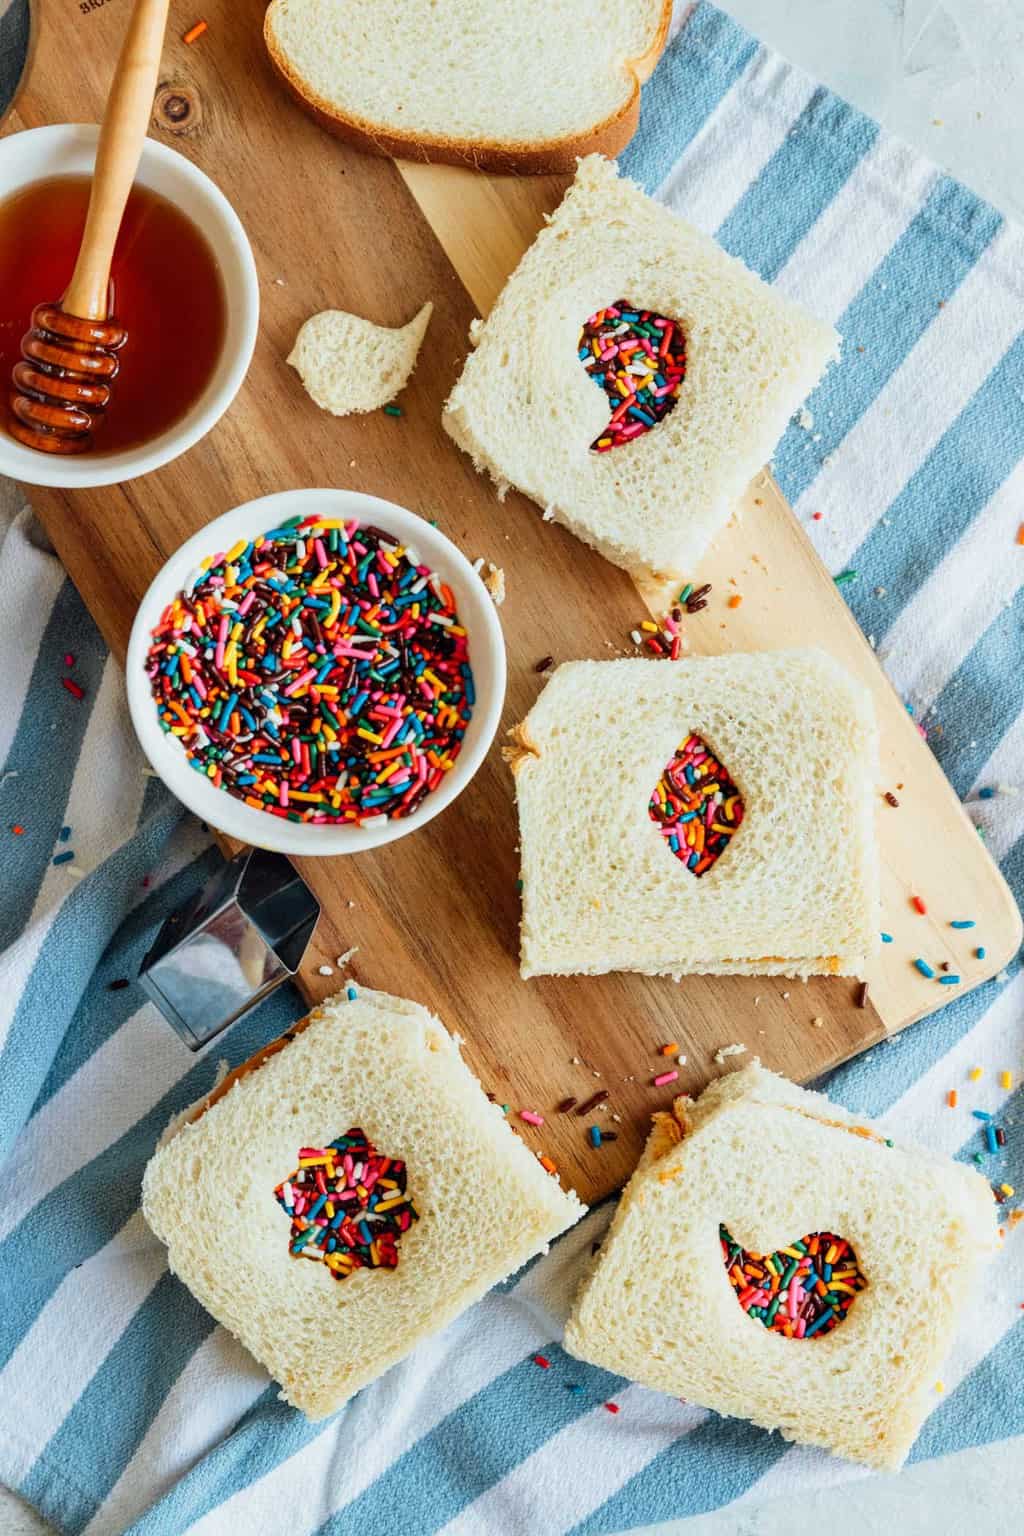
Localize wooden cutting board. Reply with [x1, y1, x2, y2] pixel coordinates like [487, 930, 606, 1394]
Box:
[6, 0, 1020, 1204]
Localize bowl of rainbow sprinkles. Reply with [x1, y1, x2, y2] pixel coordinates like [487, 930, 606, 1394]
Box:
[127, 487, 507, 855]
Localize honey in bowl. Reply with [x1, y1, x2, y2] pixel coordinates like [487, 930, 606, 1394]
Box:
[0, 175, 227, 455]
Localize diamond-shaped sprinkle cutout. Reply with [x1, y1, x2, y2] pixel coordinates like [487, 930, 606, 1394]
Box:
[579, 301, 687, 452]
[274, 1127, 418, 1281]
[721, 1225, 868, 1338]
[649, 733, 744, 876]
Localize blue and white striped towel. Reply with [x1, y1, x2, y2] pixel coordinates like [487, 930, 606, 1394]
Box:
[1, 4, 1022, 1531]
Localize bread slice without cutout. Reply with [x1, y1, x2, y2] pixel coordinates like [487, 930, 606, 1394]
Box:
[564, 1063, 998, 1469]
[508, 649, 880, 979]
[142, 987, 585, 1419]
[264, 0, 673, 174]
[444, 155, 840, 581]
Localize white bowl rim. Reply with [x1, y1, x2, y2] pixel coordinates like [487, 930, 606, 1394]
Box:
[0, 123, 259, 488]
[126, 488, 508, 856]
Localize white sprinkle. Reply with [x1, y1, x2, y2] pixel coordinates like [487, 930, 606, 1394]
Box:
[318, 964, 334, 977]
[471, 556, 485, 574]
[714, 1043, 747, 1065]
[676, 1054, 687, 1067]
[630, 630, 643, 646]
[335, 946, 359, 968]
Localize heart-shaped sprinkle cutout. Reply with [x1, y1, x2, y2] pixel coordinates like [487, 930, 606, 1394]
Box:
[721, 1225, 867, 1338]
[649, 733, 744, 876]
[274, 1127, 418, 1281]
[579, 301, 687, 452]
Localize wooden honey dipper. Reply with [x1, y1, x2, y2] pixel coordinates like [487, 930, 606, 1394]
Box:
[9, 0, 171, 454]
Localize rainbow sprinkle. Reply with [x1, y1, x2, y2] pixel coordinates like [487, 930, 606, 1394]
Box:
[721, 1225, 867, 1338]
[649, 734, 744, 875]
[580, 303, 686, 452]
[144, 517, 474, 826]
[274, 1128, 418, 1281]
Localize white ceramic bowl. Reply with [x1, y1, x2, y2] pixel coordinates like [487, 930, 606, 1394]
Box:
[0, 123, 259, 488]
[127, 488, 508, 855]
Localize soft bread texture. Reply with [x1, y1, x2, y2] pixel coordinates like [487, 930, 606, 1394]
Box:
[565, 1063, 998, 1470]
[143, 988, 584, 1419]
[263, 2, 672, 174]
[287, 302, 432, 416]
[510, 649, 879, 979]
[444, 155, 840, 580]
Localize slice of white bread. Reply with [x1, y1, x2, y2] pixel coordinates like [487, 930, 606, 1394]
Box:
[564, 1063, 998, 1469]
[287, 302, 432, 416]
[443, 155, 840, 581]
[263, 2, 673, 174]
[508, 649, 879, 979]
[142, 987, 584, 1419]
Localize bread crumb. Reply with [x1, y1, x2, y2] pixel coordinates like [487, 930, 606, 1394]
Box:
[812, 1016, 824, 1028]
[335, 946, 359, 968]
[714, 1043, 747, 1065]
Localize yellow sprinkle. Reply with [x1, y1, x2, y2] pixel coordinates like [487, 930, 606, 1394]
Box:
[934, 1381, 944, 1393]
[1000, 1070, 1013, 1091]
[640, 620, 659, 633]
[356, 728, 384, 745]
[225, 539, 248, 563]
[969, 1067, 983, 1082]
[1001, 1184, 1015, 1197]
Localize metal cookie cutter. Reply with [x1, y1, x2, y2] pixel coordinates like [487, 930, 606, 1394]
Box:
[139, 848, 320, 1050]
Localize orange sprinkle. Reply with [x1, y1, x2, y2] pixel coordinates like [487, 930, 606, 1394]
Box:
[947, 1089, 958, 1108]
[183, 19, 208, 44]
[539, 1155, 557, 1175]
[11, 824, 25, 835]
[661, 1041, 679, 1055]
[727, 595, 743, 609]
[911, 894, 927, 914]
[1017, 523, 1024, 546]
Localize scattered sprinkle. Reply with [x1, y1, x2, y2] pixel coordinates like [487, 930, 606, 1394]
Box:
[1000, 1070, 1013, 1091]
[382, 404, 403, 417]
[978, 786, 996, 800]
[976, 946, 986, 960]
[727, 594, 743, 609]
[317, 964, 334, 976]
[950, 919, 976, 929]
[986, 1123, 999, 1155]
[589, 1125, 603, 1148]
[1017, 523, 1024, 546]
[557, 1096, 578, 1114]
[714, 1043, 747, 1066]
[61, 677, 84, 699]
[11, 824, 25, 835]
[661, 1041, 679, 1056]
[577, 1089, 610, 1116]
[721, 1225, 867, 1338]
[534, 655, 554, 673]
[913, 958, 935, 978]
[947, 1089, 958, 1108]
[834, 570, 858, 586]
[274, 1128, 416, 1279]
[539, 1155, 558, 1174]
[939, 974, 961, 985]
[580, 303, 686, 452]
[973, 1110, 993, 1122]
[51, 851, 75, 866]
[884, 791, 899, 807]
[182, 19, 208, 45]
[519, 1110, 544, 1127]
[855, 981, 870, 1009]
[934, 1381, 944, 1394]
[533, 1354, 550, 1369]
[335, 947, 358, 968]
[566, 1383, 583, 1395]
[604, 1402, 620, 1414]
[970, 1067, 984, 1082]
[58, 825, 71, 842]
[650, 734, 744, 876]
[653, 1069, 679, 1088]
[346, 985, 358, 1001]
[911, 895, 927, 915]
[144, 518, 474, 828]
[880, 931, 893, 943]
[63, 653, 75, 667]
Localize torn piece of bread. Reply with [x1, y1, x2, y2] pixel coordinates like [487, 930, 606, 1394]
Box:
[143, 987, 584, 1419]
[287, 302, 432, 416]
[510, 649, 879, 979]
[264, 1, 673, 174]
[444, 155, 840, 580]
[564, 1063, 998, 1470]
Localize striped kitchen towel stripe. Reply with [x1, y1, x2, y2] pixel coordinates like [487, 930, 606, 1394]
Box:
[1, 3, 1022, 1532]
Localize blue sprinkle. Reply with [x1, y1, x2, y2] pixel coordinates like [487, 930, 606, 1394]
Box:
[985, 1124, 999, 1155]
[972, 1109, 993, 1121]
[347, 985, 358, 1001]
[58, 825, 72, 843]
[589, 1126, 602, 1148]
[913, 958, 935, 978]
[976, 947, 987, 960]
[51, 851, 74, 866]
[939, 974, 961, 985]
[950, 919, 976, 929]
[567, 1384, 584, 1395]
[880, 932, 893, 943]
[979, 786, 996, 799]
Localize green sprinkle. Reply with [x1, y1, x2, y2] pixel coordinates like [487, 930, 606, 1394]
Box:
[834, 570, 858, 586]
[678, 583, 693, 604]
[383, 404, 403, 417]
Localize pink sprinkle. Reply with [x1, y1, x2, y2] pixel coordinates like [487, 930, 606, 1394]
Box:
[533, 1354, 550, 1369]
[605, 1402, 620, 1414]
[64, 652, 75, 667]
[653, 1070, 679, 1087]
[519, 1110, 544, 1126]
[61, 677, 84, 700]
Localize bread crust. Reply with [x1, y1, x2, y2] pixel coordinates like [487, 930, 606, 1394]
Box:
[263, 1, 674, 175]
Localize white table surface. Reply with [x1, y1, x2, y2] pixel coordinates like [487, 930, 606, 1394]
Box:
[3, 3, 1023, 1534]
